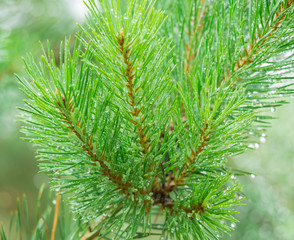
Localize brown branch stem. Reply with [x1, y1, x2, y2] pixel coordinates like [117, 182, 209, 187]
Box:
[41, 216, 49, 240]
[221, 0, 294, 86]
[50, 191, 61, 240]
[117, 28, 151, 156]
[56, 91, 147, 199]
[178, 124, 211, 184]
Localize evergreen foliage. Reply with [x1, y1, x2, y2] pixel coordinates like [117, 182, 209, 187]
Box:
[11, 0, 294, 239]
[0, 185, 86, 240]
[0, 0, 77, 136]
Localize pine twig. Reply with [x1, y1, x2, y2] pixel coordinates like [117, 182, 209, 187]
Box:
[18, 0, 294, 238]
[221, 0, 294, 86]
[116, 28, 151, 157]
[41, 216, 49, 240]
[51, 191, 61, 240]
[56, 90, 148, 199]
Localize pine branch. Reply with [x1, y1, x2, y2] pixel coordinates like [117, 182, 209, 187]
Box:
[55, 90, 147, 199]
[116, 28, 151, 156]
[18, 0, 294, 239]
[227, 0, 294, 82]
[181, 123, 211, 178]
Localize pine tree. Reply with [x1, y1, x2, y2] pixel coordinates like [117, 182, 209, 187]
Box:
[3, 0, 294, 239]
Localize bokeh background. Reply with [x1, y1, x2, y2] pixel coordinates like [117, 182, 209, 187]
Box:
[0, 0, 85, 233]
[0, 1, 293, 239]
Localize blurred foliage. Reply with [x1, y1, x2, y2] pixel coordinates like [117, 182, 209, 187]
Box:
[0, 0, 79, 77]
[0, 0, 80, 232]
[0, 184, 86, 240]
[0, 0, 293, 239]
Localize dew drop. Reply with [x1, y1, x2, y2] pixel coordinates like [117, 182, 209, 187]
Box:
[254, 143, 260, 149]
[248, 143, 255, 149]
[260, 136, 266, 143]
[231, 223, 236, 228]
[230, 175, 236, 180]
[251, 174, 256, 179]
[271, 107, 276, 112]
[52, 200, 56, 205]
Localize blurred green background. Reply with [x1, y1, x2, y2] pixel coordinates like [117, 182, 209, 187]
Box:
[0, 1, 293, 239]
[0, 0, 84, 232]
